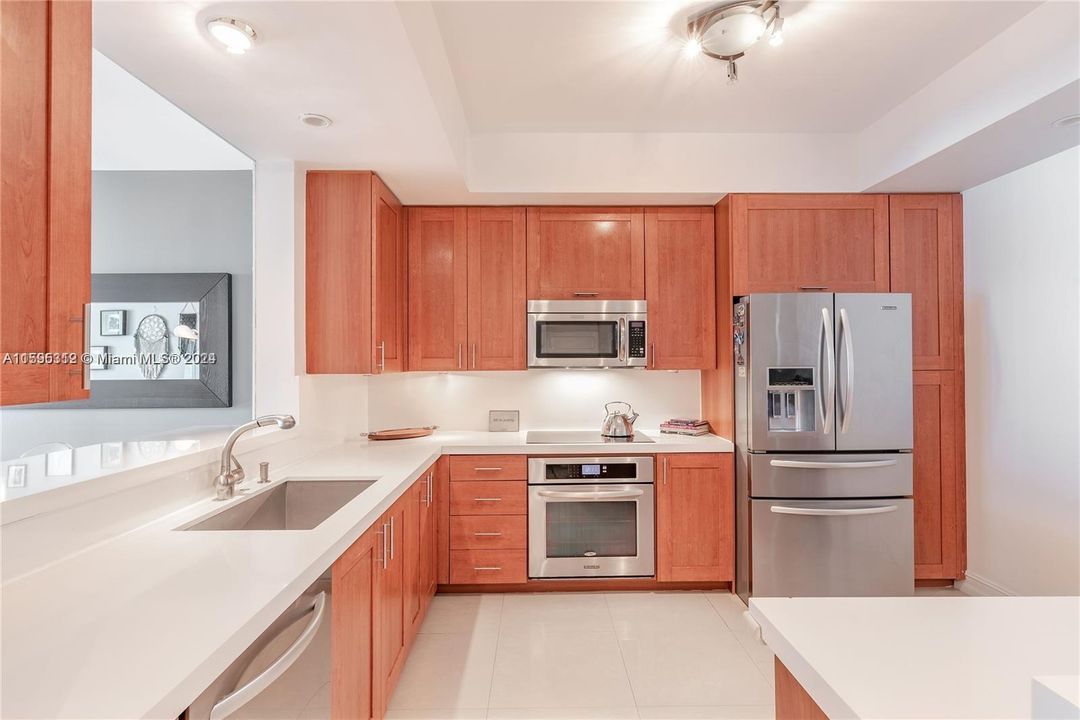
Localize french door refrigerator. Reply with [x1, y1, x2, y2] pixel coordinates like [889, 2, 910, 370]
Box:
[734, 293, 914, 601]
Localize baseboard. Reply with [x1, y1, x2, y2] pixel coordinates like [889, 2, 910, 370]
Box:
[956, 572, 1013, 596]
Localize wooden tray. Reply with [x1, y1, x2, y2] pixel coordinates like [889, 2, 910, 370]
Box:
[366, 426, 437, 441]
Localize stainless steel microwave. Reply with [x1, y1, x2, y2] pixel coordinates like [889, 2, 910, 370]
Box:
[527, 300, 647, 368]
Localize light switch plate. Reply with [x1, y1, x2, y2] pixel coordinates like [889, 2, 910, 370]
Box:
[489, 410, 520, 432]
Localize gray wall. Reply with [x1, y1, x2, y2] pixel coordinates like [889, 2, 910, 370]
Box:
[1, 171, 253, 459]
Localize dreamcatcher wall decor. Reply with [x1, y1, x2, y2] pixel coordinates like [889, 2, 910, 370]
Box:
[134, 313, 170, 380]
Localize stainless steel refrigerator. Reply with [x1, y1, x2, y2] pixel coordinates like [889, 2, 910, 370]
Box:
[734, 293, 914, 601]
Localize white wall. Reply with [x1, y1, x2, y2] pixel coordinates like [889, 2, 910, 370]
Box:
[962, 146, 1080, 596]
[367, 370, 701, 432]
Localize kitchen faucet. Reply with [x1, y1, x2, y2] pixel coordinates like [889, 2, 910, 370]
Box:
[214, 415, 296, 500]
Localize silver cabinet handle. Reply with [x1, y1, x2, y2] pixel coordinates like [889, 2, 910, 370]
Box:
[209, 592, 327, 720]
[821, 306, 836, 434]
[473, 467, 503, 472]
[537, 489, 644, 500]
[471, 343, 477, 369]
[389, 515, 395, 561]
[473, 497, 502, 502]
[473, 532, 503, 537]
[770, 459, 898, 470]
[770, 505, 897, 517]
[379, 523, 389, 568]
[662, 457, 668, 485]
[799, 286, 828, 291]
[838, 307, 854, 434]
[473, 566, 502, 571]
[572, 291, 599, 296]
[427, 471, 433, 505]
[457, 343, 462, 370]
[377, 341, 386, 372]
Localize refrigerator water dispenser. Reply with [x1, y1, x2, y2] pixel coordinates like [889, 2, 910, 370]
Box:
[766, 367, 815, 432]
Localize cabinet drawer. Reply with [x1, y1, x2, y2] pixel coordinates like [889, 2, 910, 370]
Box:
[449, 481, 527, 515]
[450, 549, 527, 584]
[450, 515, 527, 550]
[449, 455, 527, 482]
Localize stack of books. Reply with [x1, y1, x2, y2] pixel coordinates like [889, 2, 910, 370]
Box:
[660, 418, 710, 436]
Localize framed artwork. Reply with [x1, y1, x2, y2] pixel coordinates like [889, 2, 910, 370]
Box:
[89, 346, 110, 370]
[100, 310, 126, 336]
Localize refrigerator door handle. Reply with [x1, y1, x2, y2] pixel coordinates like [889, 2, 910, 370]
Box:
[820, 307, 836, 434]
[838, 306, 855, 434]
[769, 505, 898, 517]
[769, 459, 899, 470]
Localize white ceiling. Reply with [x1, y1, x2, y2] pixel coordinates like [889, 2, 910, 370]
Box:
[90, 0, 1078, 201]
[432, 1, 1036, 133]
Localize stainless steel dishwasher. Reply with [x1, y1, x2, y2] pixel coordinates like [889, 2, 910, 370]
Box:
[186, 576, 331, 720]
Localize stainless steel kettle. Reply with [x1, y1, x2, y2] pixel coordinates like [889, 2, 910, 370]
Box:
[601, 401, 639, 438]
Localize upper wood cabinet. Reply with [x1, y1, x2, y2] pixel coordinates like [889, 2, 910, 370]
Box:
[407, 207, 468, 370]
[526, 207, 645, 299]
[0, 0, 91, 406]
[729, 194, 890, 295]
[656, 453, 734, 582]
[889, 194, 960, 371]
[645, 208, 716, 370]
[467, 208, 526, 370]
[306, 171, 405, 375]
[408, 207, 526, 371]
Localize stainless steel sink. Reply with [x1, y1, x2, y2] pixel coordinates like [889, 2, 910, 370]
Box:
[178, 478, 375, 531]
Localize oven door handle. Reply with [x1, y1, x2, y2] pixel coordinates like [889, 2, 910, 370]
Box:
[536, 489, 644, 500]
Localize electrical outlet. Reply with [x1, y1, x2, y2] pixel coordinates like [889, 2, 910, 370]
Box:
[488, 410, 520, 432]
[6, 464, 27, 488]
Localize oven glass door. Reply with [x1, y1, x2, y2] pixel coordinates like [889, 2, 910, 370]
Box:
[528, 313, 624, 367]
[528, 484, 655, 578]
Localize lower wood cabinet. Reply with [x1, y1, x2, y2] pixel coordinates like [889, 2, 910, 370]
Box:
[913, 371, 963, 580]
[331, 529, 375, 720]
[656, 453, 734, 582]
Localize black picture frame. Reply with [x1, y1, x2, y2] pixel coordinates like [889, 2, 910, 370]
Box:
[30, 273, 233, 409]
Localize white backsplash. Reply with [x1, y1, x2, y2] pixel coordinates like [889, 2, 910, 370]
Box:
[366, 370, 701, 432]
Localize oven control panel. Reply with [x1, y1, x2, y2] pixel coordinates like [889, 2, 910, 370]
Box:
[528, 456, 655, 484]
[627, 321, 647, 359]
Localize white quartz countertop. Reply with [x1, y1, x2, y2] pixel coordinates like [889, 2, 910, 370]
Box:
[749, 596, 1080, 719]
[0, 430, 729, 719]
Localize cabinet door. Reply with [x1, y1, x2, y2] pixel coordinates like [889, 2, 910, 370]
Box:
[731, 194, 890, 295]
[419, 467, 438, 604]
[890, 194, 959, 371]
[372, 176, 406, 373]
[407, 207, 468, 370]
[913, 371, 961, 580]
[404, 479, 422, 642]
[526, 207, 645, 299]
[306, 172, 374, 374]
[0, 0, 91, 405]
[467, 207, 526, 370]
[656, 454, 734, 582]
[645, 207, 716, 369]
[372, 505, 405, 718]
[331, 530, 375, 720]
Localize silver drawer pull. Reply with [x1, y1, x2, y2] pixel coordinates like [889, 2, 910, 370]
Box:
[473, 532, 503, 537]
[473, 467, 503, 472]
[473, 566, 502, 571]
[770, 459, 898, 470]
[473, 497, 502, 502]
[572, 291, 599, 296]
[770, 505, 898, 517]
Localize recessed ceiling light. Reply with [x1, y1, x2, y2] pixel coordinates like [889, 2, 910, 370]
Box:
[206, 17, 257, 55]
[1051, 113, 1080, 128]
[299, 113, 333, 128]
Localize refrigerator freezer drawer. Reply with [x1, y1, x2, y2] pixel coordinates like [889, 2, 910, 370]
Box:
[750, 453, 912, 498]
[751, 498, 913, 597]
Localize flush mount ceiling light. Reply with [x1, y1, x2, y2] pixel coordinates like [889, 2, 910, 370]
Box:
[299, 113, 333, 128]
[1051, 113, 1080, 128]
[686, 0, 784, 83]
[206, 17, 257, 55]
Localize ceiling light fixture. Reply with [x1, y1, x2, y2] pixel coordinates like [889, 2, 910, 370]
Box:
[299, 113, 333, 128]
[206, 17, 257, 55]
[1051, 113, 1080, 128]
[686, 0, 784, 83]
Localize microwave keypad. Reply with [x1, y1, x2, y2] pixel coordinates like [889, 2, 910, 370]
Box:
[628, 321, 646, 358]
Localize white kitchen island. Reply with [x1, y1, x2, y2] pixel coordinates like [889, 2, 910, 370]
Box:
[749, 596, 1080, 719]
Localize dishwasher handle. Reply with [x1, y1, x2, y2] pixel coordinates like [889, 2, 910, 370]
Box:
[209, 591, 328, 720]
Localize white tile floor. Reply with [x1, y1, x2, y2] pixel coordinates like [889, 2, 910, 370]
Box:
[387, 592, 776, 720]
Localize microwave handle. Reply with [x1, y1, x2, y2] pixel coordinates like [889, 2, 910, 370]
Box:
[619, 317, 626, 362]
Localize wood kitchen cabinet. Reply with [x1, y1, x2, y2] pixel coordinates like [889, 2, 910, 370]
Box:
[728, 194, 890, 295]
[372, 499, 406, 718]
[645, 207, 716, 369]
[656, 453, 734, 582]
[306, 171, 405, 375]
[413, 464, 438, 635]
[408, 207, 527, 371]
[447, 454, 528, 584]
[913, 371, 963, 580]
[331, 528, 376, 720]
[0, 0, 91, 406]
[526, 207, 645, 299]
